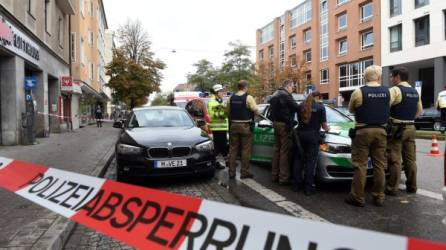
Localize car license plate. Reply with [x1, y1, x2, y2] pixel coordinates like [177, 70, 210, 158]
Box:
[155, 160, 187, 168]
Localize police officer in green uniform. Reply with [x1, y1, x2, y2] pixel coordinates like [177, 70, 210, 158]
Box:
[345, 65, 391, 207]
[386, 67, 423, 196]
[227, 80, 259, 179]
[207, 84, 229, 169]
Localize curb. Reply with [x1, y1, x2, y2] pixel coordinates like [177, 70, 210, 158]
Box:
[36, 144, 116, 250]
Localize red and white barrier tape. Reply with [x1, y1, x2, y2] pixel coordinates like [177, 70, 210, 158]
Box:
[0, 156, 444, 250]
[37, 112, 115, 123]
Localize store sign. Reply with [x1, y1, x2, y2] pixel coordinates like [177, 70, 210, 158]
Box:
[0, 16, 40, 65]
[24, 76, 38, 90]
[61, 77, 82, 94]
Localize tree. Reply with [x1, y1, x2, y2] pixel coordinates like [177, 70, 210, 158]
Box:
[151, 93, 168, 106]
[220, 41, 255, 91]
[253, 58, 309, 101]
[187, 59, 217, 92]
[106, 19, 165, 109]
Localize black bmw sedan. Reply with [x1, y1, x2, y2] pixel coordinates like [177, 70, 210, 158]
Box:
[114, 106, 216, 181]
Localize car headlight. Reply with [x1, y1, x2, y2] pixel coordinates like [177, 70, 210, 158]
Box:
[195, 140, 214, 152]
[117, 144, 142, 155]
[320, 143, 351, 154]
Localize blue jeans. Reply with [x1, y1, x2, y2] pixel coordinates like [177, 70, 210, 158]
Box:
[293, 130, 320, 192]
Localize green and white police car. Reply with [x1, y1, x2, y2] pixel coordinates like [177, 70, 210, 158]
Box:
[251, 103, 373, 182]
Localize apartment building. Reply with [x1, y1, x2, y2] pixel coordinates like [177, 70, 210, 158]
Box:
[104, 29, 114, 116]
[70, 0, 108, 127]
[0, 0, 74, 145]
[256, 0, 381, 104]
[381, 0, 446, 108]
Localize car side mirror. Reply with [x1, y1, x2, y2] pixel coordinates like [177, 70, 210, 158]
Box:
[258, 120, 273, 128]
[196, 120, 206, 128]
[113, 121, 123, 129]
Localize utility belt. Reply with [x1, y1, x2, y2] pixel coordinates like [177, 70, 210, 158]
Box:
[229, 120, 254, 132]
[387, 120, 415, 140]
[348, 124, 387, 140]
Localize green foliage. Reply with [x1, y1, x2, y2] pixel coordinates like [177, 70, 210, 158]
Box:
[106, 19, 165, 109]
[151, 94, 168, 106]
[187, 41, 255, 92]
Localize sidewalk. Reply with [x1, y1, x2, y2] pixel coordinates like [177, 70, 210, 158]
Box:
[0, 124, 120, 249]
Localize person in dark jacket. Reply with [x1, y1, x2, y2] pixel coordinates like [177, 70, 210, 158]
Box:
[269, 80, 300, 185]
[95, 106, 103, 128]
[293, 91, 329, 195]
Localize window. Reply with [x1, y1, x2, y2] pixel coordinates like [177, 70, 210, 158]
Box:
[304, 50, 312, 63]
[320, 69, 329, 84]
[80, 0, 84, 17]
[339, 58, 373, 88]
[90, 63, 94, 80]
[290, 1, 312, 29]
[390, 0, 401, 17]
[338, 13, 347, 31]
[415, 0, 429, 8]
[289, 35, 297, 49]
[339, 39, 348, 55]
[269, 46, 274, 60]
[45, 0, 51, 34]
[389, 24, 402, 52]
[259, 50, 264, 61]
[261, 23, 274, 44]
[90, 31, 94, 45]
[28, 0, 36, 18]
[290, 55, 297, 67]
[90, 0, 94, 16]
[361, 2, 373, 22]
[58, 17, 64, 47]
[361, 30, 374, 49]
[415, 15, 430, 46]
[80, 37, 85, 65]
[320, 0, 329, 62]
[304, 29, 312, 43]
[444, 10, 446, 40]
[305, 72, 312, 82]
[337, 0, 348, 6]
[70, 33, 76, 62]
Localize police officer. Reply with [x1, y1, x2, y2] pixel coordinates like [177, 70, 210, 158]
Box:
[436, 86, 446, 134]
[345, 65, 391, 207]
[208, 84, 229, 170]
[293, 91, 329, 195]
[386, 67, 423, 196]
[269, 80, 300, 185]
[227, 80, 259, 179]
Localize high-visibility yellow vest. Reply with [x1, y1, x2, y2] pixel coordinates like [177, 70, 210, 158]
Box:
[207, 96, 228, 132]
[437, 90, 446, 109]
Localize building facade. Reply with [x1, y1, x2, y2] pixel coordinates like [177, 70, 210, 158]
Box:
[104, 29, 114, 117]
[0, 0, 74, 145]
[256, 0, 381, 104]
[381, 0, 446, 108]
[70, 0, 108, 127]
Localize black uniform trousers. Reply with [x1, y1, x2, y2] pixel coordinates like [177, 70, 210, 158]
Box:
[292, 130, 320, 192]
[213, 131, 228, 158]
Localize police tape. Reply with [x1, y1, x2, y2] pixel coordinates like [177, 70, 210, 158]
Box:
[0, 156, 445, 250]
[36, 112, 115, 123]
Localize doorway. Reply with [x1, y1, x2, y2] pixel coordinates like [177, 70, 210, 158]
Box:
[419, 67, 434, 108]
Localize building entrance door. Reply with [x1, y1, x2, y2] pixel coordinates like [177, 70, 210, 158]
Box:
[419, 67, 435, 108]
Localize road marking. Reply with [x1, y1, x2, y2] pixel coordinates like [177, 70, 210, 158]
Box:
[398, 184, 443, 201]
[237, 177, 329, 223]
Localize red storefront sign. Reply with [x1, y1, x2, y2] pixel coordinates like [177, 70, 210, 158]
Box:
[60, 76, 72, 92]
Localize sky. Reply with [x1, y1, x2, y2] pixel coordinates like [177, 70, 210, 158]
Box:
[103, 0, 302, 92]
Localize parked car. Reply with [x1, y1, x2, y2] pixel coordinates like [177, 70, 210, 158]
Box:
[336, 106, 355, 120]
[251, 103, 374, 182]
[114, 106, 215, 181]
[415, 108, 444, 131]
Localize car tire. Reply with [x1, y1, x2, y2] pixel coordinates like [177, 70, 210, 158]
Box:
[433, 122, 442, 131]
[203, 169, 215, 179]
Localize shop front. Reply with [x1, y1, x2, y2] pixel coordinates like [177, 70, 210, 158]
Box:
[60, 77, 82, 130]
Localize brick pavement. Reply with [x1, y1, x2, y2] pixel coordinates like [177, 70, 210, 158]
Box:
[64, 160, 240, 250]
[0, 124, 120, 249]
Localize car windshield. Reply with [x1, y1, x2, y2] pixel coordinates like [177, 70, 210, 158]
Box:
[326, 106, 351, 123]
[129, 109, 194, 128]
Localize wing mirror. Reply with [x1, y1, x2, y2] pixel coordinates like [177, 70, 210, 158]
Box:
[258, 120, 273, 128]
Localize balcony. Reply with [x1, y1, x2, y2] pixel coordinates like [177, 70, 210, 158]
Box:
[56, 0, 75, 15]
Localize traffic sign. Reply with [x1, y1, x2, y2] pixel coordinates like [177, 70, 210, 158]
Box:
[24, 76, 37, 90]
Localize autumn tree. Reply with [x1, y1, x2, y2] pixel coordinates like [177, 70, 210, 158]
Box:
[187, 59, 218, 92]
[220, 41, 256, 91]
[106, 19, 165, 109]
